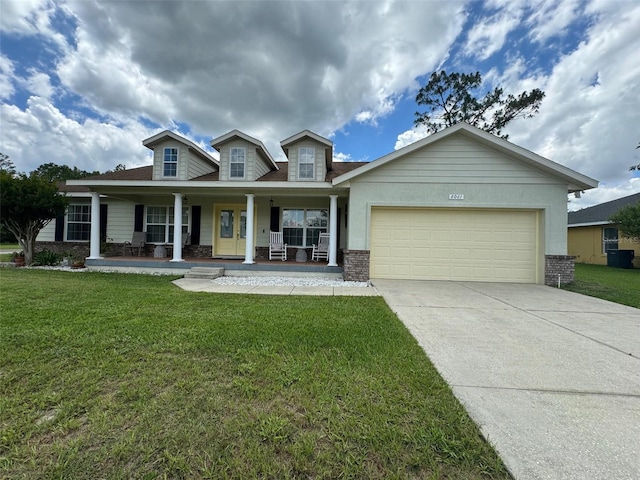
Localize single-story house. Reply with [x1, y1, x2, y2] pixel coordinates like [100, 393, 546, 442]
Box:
[37, 122, 598, 284]
[568, 192, 640, 268]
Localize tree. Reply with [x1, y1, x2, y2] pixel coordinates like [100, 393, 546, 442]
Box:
[0, 152, 16, 175]
[415, 71, 545, 139]
[630, 142, 640, 171]
[610, 203, 640, 241]
[31, 162, 100, 182]
[0, 170, 69, 265]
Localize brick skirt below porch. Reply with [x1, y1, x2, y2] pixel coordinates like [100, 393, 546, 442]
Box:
[85, 255, 344, 278]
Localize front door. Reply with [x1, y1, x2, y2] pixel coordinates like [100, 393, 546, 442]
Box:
[214, 205, 247, 256]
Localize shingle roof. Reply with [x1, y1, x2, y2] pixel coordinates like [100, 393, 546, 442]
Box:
[84, 165, 153, 181]
[56, 181, 89, 192]
[255, 162, 368, 182]
[62, 162, 366, 185]
[568, 192, 640, 225]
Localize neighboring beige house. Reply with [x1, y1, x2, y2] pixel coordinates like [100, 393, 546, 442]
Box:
[568, 192, 640, 268]
[38, 123, 598, 284]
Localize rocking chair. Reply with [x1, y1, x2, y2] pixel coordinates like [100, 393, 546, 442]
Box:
[269, 231, 287, 261]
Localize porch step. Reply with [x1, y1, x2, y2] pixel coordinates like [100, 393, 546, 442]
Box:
[184, 267, 225, 280]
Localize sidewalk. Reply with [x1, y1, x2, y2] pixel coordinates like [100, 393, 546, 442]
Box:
[172, 277, 379, 296]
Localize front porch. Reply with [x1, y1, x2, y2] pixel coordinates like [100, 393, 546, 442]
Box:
[86, 255, 344, 278]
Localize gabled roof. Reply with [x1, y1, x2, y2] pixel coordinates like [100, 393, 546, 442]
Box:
[280, 130, 333, 170]
[568, 192, 640, 226]
[332, 122, 598, 192]
[210, 129, 279, 171]
[143, 130, 219, 166]
[84, 165, 153, 181]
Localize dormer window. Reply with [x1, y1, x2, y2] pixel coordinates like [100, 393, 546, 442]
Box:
[230, 147, 246, 179]
[163, 147, 178, 177]
[298, 147, 315, 179]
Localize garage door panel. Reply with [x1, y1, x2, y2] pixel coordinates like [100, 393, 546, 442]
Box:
[370, 208, 539, 283]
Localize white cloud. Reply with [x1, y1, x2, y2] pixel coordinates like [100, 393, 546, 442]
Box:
[0, 55, 16, 100]
[0, 0, 48, 34]
[49, 0, 465, 160]
[0, 96, 155, 174]
[56, 23, 175, 125]
[525, 0, 581, 43]
[397, 0, 640, 208]
[505, 1, 640, 193]
[333, 151, 366, 163]
[22, 70, 54, 98]
[394, 124, 430, 150]
[0, 0, 72, 50]
[464, 10, 522, 60]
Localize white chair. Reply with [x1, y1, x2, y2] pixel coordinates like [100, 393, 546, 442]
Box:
[269, 231, 287, 261]
[312, 233, 330, 262]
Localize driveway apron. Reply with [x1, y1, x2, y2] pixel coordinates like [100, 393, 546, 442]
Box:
[373, 280, 640, 480]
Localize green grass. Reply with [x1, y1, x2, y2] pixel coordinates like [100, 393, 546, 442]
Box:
[563, 263, 640, 308]
[0, 244, 20, 262]
[0, 269, 508, 479]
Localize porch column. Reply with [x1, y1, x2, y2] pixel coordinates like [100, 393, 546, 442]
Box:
[170, 193, 184, 262]
[328, 195, 338, 266]
[88, 192, 102, 259]
[243, 194, 255, 264]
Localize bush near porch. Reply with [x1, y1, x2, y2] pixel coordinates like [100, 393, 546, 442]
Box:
[0, 269, 508, 479]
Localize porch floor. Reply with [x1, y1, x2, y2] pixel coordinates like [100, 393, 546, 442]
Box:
[86, 255, 343, 277]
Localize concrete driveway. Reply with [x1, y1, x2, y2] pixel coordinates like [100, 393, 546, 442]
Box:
[372, 280, 640, 480]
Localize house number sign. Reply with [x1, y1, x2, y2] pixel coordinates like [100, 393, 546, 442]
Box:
[448, 193, 465, 200]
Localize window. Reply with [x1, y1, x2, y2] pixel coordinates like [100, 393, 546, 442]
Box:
[298, 147, 315, 179]
[603, 227, 618, 253]
[145, 206, 189, 243]
[163, 147, 178, 177]
[282, 208, 328, 246]
[67, 204, 91, 241]
[230, 147, 245, 179]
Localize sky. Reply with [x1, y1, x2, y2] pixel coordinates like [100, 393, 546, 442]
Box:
[0, 0, 639, 210]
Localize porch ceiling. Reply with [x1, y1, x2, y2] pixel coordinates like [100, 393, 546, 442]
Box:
[90, 184, 350, 202]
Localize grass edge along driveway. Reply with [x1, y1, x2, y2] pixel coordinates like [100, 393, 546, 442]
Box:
[0, 269, 508, 479]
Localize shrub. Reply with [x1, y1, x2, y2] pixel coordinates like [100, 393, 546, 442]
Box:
[33, 249, 61, 266]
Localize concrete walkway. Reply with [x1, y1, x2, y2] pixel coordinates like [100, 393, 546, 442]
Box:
[172, 277, 379, 296]
[373, 279, 640, 480]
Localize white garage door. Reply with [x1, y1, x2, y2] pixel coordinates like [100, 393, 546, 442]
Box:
[370, 208, 539, 283]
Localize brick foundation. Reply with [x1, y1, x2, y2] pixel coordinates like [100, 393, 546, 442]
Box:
[35, 241, 213, 259]
[343, 249, 370, 282]
[35, 241, 92, 259]
[545, 255, 575, 286]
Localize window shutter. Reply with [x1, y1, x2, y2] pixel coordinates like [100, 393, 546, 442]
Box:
[191, 205, 201, 245]
[100, 204, 108, 242]
[55, 214, 64, 241]
[134, 205, 144, 231]
[270, 207, 280, 232]
[337, 207, 341, 249]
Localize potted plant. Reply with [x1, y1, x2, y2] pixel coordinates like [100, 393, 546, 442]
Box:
[71, 253, 86, 269]
[12, 251, 25, 267]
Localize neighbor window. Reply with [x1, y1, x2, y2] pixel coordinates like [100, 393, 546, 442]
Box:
[230, 147, 245, 179]
[282, 208, 328, 246]
[67, 204, 91, 241]
[163, 147, 178, 177]
[298, 147, 315, 179]
[602, 227, 618, 253]
[145, 206, 189, 243]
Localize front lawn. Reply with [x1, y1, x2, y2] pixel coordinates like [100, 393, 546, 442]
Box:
[563, 263, 640, 308]
[0, 269, 507, 479]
